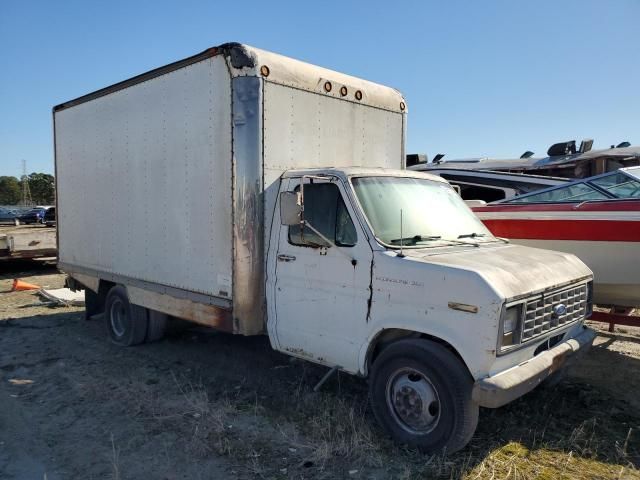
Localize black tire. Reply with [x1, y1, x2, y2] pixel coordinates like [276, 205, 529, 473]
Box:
[146, 310, 168, 342]
[104, 285, 148, 346]
[84, 289, 102, 320]
[369, 339, 478, 454]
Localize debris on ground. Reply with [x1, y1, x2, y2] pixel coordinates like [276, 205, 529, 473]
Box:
[38, 287, 84, 306]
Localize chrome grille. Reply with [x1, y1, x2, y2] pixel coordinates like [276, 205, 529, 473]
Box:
[522, 283, 587, 341]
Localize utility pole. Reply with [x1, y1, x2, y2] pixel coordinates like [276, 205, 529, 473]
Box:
[20, 159, 33, 207]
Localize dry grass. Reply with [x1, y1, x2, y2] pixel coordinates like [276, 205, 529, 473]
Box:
[5, 266, 638, 479]
[169, 372, 236, 456]
[253, 371, 640, 479]
[67, 350, 640, 479]
[76, 346, 639, 479]
[110, 434, 121, 480]
[289, 393, 381, 466]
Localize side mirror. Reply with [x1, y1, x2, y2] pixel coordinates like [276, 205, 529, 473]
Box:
[279, 191, 302, 226]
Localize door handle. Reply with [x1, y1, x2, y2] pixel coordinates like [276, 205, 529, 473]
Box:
[277, 254, 296, 262]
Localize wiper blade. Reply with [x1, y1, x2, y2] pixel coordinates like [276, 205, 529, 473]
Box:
[455, 232, 509, 244]
[445, 235, 510, 247]
[441, 238, 481, 247]
[389, 235, 441, 245]
[458, 232, 487, 239]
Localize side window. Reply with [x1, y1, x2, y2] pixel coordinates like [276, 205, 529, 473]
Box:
[288, 183, 357, 247]
[459, 184, 506, 202]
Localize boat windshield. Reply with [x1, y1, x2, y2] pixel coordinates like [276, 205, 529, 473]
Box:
[589, 171, 640, 199]
[351, 176, 493, 247]
[508, 182, 608, 203]
[505, 167, 640, 204]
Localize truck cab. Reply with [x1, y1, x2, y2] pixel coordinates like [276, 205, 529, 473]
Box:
[268, 167, 595, 452]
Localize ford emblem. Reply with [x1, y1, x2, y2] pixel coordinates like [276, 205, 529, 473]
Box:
[553, 304, 567, 317]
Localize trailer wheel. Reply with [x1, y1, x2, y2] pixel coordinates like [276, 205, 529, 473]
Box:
[104, 285, 148, 346]
[369, 339, 478, 454]
[146, 310, 168, 342]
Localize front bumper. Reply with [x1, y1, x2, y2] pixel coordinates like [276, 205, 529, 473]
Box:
[472, 326, 597, 408]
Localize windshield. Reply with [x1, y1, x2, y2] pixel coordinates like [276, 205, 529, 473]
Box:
[508, 182, 608, 203]
[351, 176, 493, 247]
[589, 171, 640, 199]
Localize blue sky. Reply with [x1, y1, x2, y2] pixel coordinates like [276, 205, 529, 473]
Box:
[1, 0, 638, 178]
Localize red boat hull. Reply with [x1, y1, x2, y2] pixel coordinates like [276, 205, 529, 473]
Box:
[474, 200, 640, 307]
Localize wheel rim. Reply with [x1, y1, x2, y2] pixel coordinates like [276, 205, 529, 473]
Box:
[386, 367, 441, 435]
[109, 298, 127, 337]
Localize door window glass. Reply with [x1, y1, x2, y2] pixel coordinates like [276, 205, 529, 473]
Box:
[288, 183, 357, 247]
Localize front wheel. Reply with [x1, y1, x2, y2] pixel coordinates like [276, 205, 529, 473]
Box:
[369, 339, 478, 454]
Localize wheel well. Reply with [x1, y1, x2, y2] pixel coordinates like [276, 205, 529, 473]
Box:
[366, 329, 470, 377]
[95, 280, 115, 312]
[98, 280, 115, 295]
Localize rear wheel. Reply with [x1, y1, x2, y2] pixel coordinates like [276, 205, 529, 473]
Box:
[369, 339, 478, 454]
[146, 310, 168, 342]
[104, 285, 148, 346]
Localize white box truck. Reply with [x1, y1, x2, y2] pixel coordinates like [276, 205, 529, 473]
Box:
[54, 43, 596, 453]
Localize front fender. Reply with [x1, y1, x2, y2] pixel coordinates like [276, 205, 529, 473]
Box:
[359, 251, 504, 378]
[357, 319, 497, 378]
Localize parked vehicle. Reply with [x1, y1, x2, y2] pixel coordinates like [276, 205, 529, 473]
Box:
[0, 207, 18, 225]
[54, 43, 595, 453]
[473, 166, 640, 307]
[0, 224, 57, 260]
[16, 206, 52, 224]
[44, 206, 56, 226]
[409, 166, 569, 202]
[407, 139, 640, 179]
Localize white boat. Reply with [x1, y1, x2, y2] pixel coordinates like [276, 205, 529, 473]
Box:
[473, 167, 640, 307]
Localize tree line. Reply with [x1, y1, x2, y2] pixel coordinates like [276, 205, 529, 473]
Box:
[0, 173, 55, 205]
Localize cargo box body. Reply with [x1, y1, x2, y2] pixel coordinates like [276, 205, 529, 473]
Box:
[54, 43, 406, 334]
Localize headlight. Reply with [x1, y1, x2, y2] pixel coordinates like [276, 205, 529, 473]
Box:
[500, 304, 523, 350]
[503, 306, 519, 333]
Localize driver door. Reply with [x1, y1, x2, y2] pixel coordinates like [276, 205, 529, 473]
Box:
[271, 177, 373, 372]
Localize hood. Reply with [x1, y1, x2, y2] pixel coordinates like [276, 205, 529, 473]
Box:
[406, 243, 592, 300]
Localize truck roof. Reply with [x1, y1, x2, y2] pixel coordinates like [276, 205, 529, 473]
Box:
[53, 43, 407, 114]
[281, 167, 449, 184]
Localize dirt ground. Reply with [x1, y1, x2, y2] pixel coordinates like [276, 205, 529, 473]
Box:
[1, 261, 639, 479]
